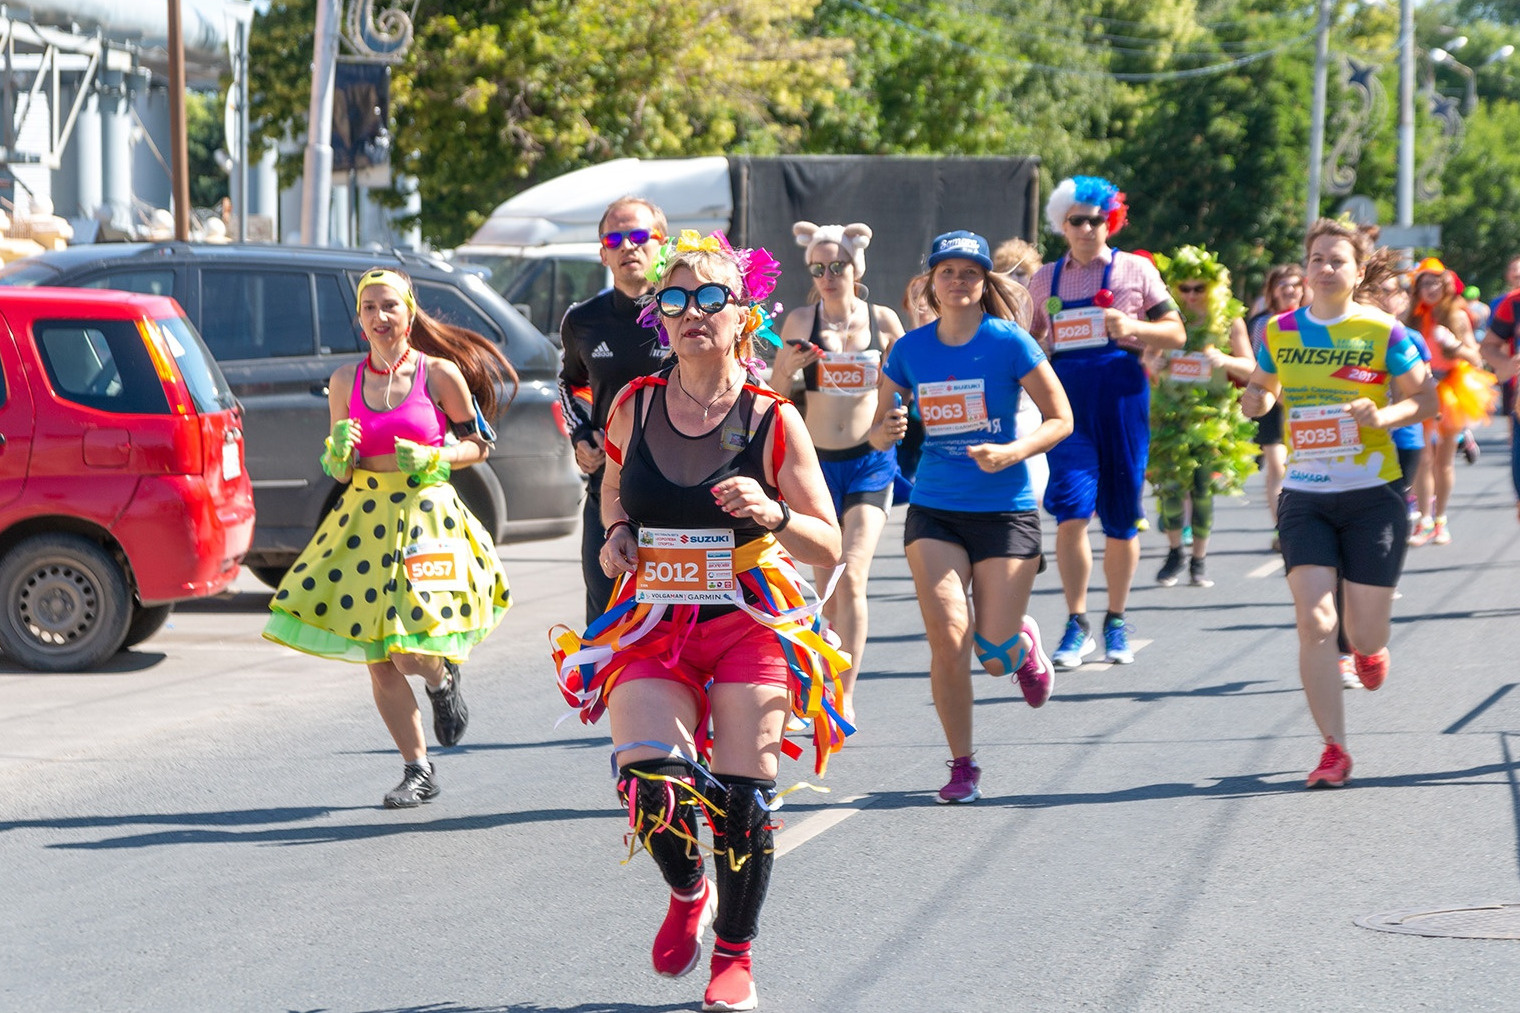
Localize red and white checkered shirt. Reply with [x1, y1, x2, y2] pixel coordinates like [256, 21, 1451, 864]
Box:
[1027, 247, 1173, 354]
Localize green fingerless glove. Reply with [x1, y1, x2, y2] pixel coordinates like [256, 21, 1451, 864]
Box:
[394, 438, 451, 486]
[319, 418, 361, 478]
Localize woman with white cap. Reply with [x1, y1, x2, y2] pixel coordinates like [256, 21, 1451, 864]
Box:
[772, 222, 905, 726]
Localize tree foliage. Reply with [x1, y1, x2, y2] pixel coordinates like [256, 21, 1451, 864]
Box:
[241, 0, 1520, 291]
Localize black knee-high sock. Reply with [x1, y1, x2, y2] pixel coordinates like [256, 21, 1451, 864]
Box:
[710, 774, 776, 944]
[618, 759, 705, 893]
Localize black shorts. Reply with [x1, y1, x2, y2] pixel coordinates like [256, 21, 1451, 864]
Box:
[1277, 482, 1409, 587]
[904, 504, 1045, 567]
[1254, 402, 1284, 446]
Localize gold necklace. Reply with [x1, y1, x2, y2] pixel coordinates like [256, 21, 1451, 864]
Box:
[678, 368, 743, 422]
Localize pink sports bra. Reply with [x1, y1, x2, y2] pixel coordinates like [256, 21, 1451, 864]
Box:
[349, 352, 448, 458]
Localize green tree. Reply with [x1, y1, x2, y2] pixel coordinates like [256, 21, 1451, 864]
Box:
[394, 0, 846, 247]
[187, 90, 229, 209]
[1105, 3, 1320, 285]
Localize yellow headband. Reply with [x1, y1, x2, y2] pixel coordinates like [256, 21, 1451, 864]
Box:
[356, 269, 416, 315]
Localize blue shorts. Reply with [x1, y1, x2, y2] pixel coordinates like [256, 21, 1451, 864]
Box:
[817, 443, 896, 519]
[1043, 349, 1149, 539]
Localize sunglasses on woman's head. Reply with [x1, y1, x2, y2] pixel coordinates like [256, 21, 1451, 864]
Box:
[600, 229, 663, 249]
[655, 283, 736, 317]
[1066, 214, 1106, 229]
[808, 260, 850, 278]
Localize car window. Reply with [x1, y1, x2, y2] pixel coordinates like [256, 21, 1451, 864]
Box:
[153, 315, 239, 413]
[555, 260, 609, 327]
[200, 270, 317, 360]
[414, 281, 502, 344]
[502, 261, 554, 334]
[34, 319, 171, 415]
[316, 273, 364, 353]
[77, 270, 177, 298]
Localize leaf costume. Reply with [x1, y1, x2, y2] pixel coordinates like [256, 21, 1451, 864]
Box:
[1147, 247, 1258, 535]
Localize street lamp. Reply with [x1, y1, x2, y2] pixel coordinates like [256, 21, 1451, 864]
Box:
[1429, 47, 1476, 113]
[1485, 44, 1515, 66]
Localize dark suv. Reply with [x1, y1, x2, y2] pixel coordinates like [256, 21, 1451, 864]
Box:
[0, 243, 580, 586]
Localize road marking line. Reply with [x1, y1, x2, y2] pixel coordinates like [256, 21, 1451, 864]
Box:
[774, 793, 880, 858]
[1248, 558, 1285, 578]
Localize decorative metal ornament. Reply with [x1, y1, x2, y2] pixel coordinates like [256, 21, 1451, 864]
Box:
[1416, 88, 1465, 201]
[1324, 57, 1386, 197]
[341, 0, 421, 64]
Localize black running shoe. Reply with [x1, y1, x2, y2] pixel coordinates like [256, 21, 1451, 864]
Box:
[384, 762, 440, 808]
[426, 660, 469, 747]
[1189, 556, 1214, 588]
[1156, 547, 1185, 587]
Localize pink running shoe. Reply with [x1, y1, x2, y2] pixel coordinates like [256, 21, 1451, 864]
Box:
[1014, 617, 1054, 708]
[1306, 742, 1353, 788]
[937, 756, 981, 804]
[652, 878, 716, 978]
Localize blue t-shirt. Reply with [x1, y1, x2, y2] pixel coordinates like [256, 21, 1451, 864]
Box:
[1391, 326, 1432, 452]
[882, 314, 1047, 511]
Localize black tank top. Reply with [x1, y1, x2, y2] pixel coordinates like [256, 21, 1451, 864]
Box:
[619, 367, 780, 540]
[803, 303, 883, 392]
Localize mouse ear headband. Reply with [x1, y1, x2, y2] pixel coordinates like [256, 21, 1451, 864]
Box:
[794, 220, 872, 278]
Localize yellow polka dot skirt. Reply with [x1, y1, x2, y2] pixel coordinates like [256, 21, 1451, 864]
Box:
[263, 469, 510, 664]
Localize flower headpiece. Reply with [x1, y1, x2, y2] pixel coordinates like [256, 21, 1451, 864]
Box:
[1046, 175, 1129, 236]
[638, 229, 783, 347]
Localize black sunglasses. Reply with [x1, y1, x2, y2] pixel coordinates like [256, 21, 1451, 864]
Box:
[1066, 214, 1106, 229]
[808, 260, 850, 278]
[1177, 283, 1207, 294]
[600, 229, 663, 249]
[655, 283, 735, 317]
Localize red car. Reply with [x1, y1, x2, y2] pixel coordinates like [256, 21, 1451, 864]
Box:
[0, 288, 255, 671]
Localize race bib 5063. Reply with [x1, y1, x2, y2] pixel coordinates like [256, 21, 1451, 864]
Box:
[917, 379, 989, 436]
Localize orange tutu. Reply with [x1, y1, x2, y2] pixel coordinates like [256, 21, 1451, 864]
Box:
[1436, 360, 1498, 438]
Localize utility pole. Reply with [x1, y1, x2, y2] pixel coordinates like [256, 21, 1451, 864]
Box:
[301, 0, 342, 246]
[167, 0, 191, 241]
[1307, 0, 1332, 231]
[1397, 0, 1415, 228]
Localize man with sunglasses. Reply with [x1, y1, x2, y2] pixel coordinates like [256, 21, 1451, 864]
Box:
[558, 196, 671, 621]
[1026, 176, 1185, 669]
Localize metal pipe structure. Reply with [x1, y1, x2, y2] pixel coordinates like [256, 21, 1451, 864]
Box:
[1397, 0, 1415, 228]
[167, 0, 190, 240]
[1307, 0, 1332, 231]
[300, 0, 341, 246]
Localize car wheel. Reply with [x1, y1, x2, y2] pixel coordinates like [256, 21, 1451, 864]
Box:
[0, 534, 132, 671]
[122, 602, 175, 649]
[248, 565, 289, 590]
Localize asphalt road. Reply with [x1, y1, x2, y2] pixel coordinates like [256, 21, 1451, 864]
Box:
[4, 432, 1520, 1012]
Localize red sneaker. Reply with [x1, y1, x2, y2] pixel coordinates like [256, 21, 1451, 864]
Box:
[1353, 648, 1389, 692]
[1306, 742, 1353, 788]
[652, 878, 716, 978]
[703, 944, 758, 1012]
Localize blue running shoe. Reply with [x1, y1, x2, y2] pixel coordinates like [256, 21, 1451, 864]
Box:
[1103, 616, 1134, 664]
[1050, 617, 1096, 670]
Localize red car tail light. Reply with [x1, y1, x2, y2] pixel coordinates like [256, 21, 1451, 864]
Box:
[137, 318, 202, 473]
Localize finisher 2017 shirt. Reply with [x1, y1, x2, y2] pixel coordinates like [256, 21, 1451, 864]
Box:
[882, 314, 1046, 512]
[1257, 305, 1422, 492]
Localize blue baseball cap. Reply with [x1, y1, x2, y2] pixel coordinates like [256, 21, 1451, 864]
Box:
[927, 230, 993, 271]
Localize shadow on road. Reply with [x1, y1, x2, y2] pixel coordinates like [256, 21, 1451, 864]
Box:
[42, 805, 620, 850]
[317, 997, 696, 1003]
